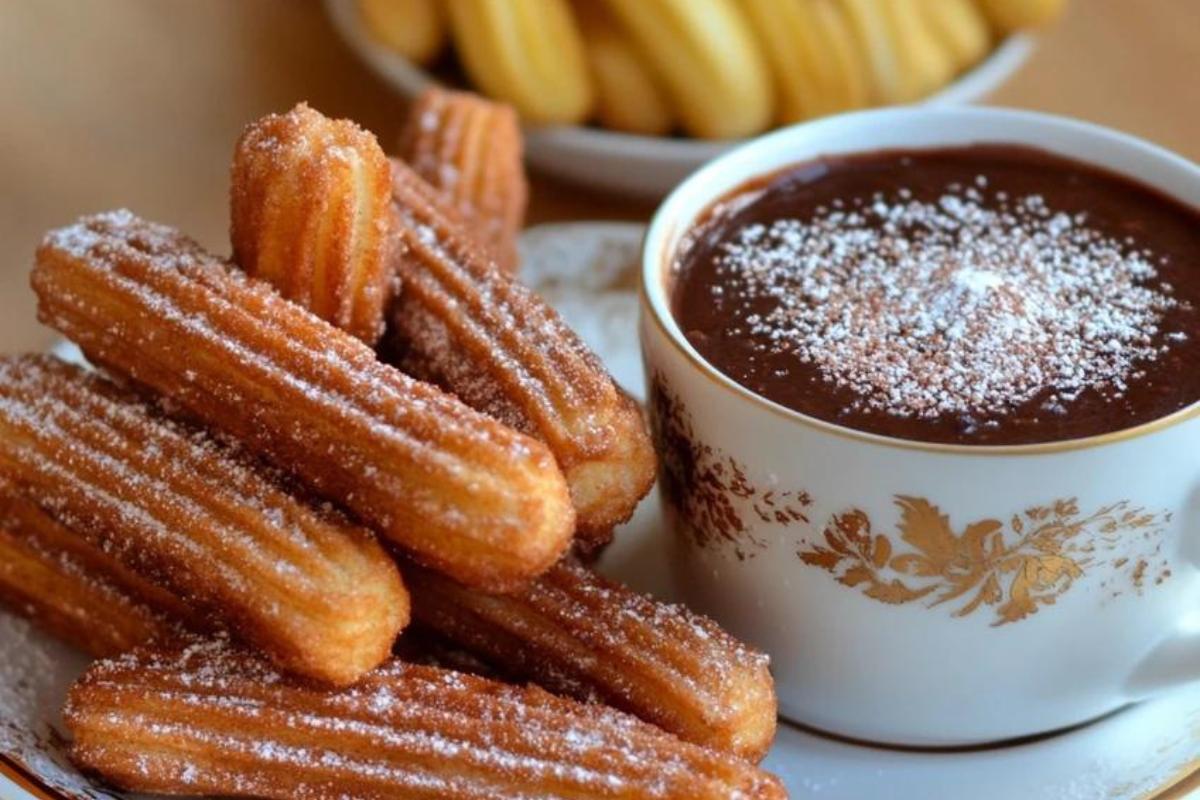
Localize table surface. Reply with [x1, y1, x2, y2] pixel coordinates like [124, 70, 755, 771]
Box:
[1, 0, 1197, 354]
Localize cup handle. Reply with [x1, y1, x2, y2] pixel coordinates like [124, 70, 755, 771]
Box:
[1127, 630, 1200, 696]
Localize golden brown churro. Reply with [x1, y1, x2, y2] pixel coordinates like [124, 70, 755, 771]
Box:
[406, 559, 778, 761]
[65, 641, 786, 799]
[0, 355, 408, 685]
[32, 211, 574, 591]
[0, 484, 193, 657]
[397, 87, 528, 273]
[231, 103, 399, 344]
[387, 161, 656, 552]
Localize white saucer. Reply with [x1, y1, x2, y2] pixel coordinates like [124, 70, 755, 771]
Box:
[2, 223, 1197, 799]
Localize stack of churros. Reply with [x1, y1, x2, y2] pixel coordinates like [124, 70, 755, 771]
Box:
[387, 158, 657, 553]
[1, 98, 784, 797]
[34, 210, 573, 592]
[359, 0, 1066, 135]
[0, 481, 196, 658]
[0, 355, 408, 685]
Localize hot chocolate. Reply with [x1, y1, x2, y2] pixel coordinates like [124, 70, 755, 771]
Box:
[671, 145, 1200, 445]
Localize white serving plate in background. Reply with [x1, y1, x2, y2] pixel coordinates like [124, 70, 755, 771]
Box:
[324, 0, 1034, 196]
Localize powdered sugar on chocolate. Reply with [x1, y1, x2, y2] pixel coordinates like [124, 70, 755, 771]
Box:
[710, 183, 1184, 419]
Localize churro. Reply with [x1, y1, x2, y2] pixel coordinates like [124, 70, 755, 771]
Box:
[388, 161, 656, 551]
[33, 211, 574, 591]
[398, 87, 527, 273]
[0, 355, 408, 684]
[600, 0, 773, 139]
[445, 0, 594, 125]
[66, 640, 786, 799]
[739, 0, 870, 121]
[876, 0, 956, 102]
[575, 0, 675, 136]
[840, 0, 954, 104]
[231, 103, 398, 344]
[918, 0, 991, 71]
[405, 559, 778, 761]
[0, 483, 192, 657]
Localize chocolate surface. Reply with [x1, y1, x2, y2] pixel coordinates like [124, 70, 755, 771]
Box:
[671, 145, 1200, 445]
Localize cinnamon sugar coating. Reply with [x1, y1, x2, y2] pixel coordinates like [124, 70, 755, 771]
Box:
[398, 87, 528, 274]
[32, 211, 574, 591]
[231, 103, 399, 344]
[65, 640, 785, 799]
[406, 559, 778, 762]
[0, 355, 408, 685]
[0, 481, 194, 657]
[387, 161, 656, 551]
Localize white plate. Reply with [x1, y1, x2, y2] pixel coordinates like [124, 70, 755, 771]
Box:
[324, 0, 1034, 196]
[3, 224, 1198, 799]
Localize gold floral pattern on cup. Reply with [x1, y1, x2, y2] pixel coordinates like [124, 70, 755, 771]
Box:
[651, 376, 811, 560]
[653, 375, 1172, 626]
[798, 497, 1171, 626]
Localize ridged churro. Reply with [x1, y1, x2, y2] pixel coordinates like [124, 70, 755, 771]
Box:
[575, 0, 675, 136]
[445, 0, 594, 125]
[33, 211, 574, 591]
[0, 355, 408, 685]
[231, 103, 398, 344]
[66, 641, 786, 799]
[739, 0, 870, 121]
[398, 87, 527, 273]
[405, 559, 777, 762]
[387, 161, 656, 551]
[840, 0, 953, 104]
[0, 483, 193, 657]
[876, 0, 956, 102]
[600, 0, 773, 139]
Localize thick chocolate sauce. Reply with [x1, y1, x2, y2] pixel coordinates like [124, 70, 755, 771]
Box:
[671, 145, 1200, 445]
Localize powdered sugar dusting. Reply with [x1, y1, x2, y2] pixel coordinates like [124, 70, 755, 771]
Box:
[388, 161, 620, 459]
[0, 355, 406, 683]
[33, 211, 567, 585]
[407, 558, 775, 762]
[709, 185, 1185, 419]
[63, 640, 780, 798]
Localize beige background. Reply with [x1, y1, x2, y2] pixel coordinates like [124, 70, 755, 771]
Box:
[1, 0, 1197, 353]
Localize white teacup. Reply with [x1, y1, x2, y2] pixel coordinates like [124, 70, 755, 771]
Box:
[639, 107, 1200, 746]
